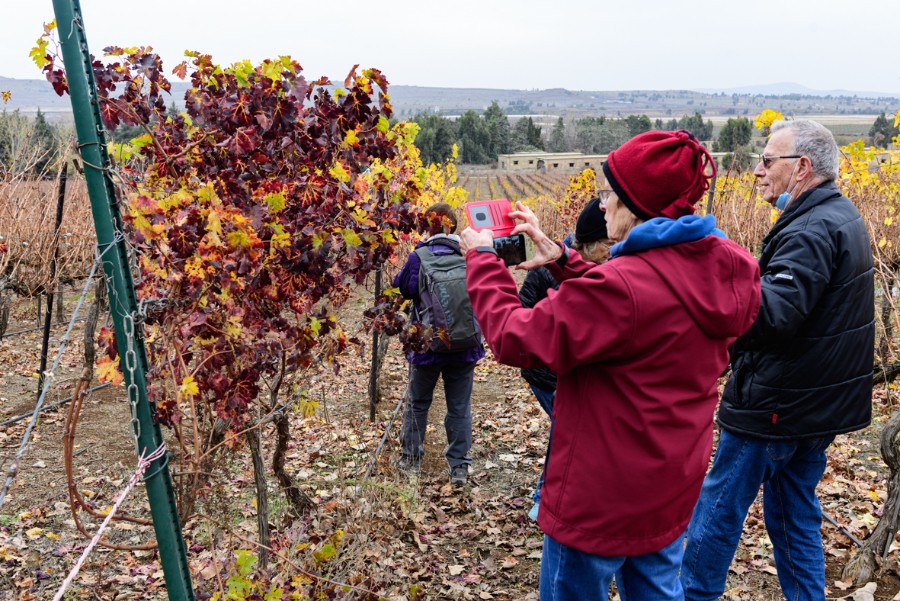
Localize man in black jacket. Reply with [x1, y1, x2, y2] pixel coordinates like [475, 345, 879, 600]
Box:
[682, 120, 875, 601]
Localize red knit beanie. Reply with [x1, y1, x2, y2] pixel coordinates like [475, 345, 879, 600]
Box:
[601, 130, 717, 220]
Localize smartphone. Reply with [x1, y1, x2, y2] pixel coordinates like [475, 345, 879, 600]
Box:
[464, 199, 527, 266]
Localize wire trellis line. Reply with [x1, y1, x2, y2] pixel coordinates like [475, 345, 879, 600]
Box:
[0, 235, 122, 507]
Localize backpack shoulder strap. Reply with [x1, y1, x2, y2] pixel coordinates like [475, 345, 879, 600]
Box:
[421, 237, 462, 255]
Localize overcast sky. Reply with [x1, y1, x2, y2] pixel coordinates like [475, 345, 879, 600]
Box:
[3, 0, 899, 95]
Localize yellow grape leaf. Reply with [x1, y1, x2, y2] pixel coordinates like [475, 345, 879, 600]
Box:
[230, 59, 254, 87]
[264, 192, 286, 213]
[377, 116, 390, 133]
[179, 376, 199, 398]
[30, 37, 49, 69]
[329, 161, 350, 183]
[309, 317, 322, 336]
[270, 229, 290, 251]
[226, 320, 242, 339]
[197, 183, 218, 205]
[332, 529, 344, 545]
[352, 207, 376, 227]
[227, 230, 252, 248]
[45, 532, 60, 540]
[108, 142, 133, 162]
[185, 256, 207, 280]
[264, 587, 284, 601]
[131, 212, 165, 241]
[341, 228, 363, 247]
[313, 543, 337, 564]
[206, 209, 223, 236]
[278, 55, 294, 72]
[159, 189, 193, 212]
[96, 355, 123, 386]
[130, 133, 153, 149]
[25, 528, 43, 538]
[344, 129, 359, 146]
[261, 60, 283, 83]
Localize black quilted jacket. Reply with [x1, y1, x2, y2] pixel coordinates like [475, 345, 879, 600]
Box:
[718, 182, 875, 439]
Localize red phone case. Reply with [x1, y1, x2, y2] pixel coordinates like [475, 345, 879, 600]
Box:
[464, 199, 517, 237]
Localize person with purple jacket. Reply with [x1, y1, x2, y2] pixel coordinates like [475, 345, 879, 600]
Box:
[394, 203, 485, 485]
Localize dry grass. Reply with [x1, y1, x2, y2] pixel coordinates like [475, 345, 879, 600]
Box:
[0, 157, 95, 301]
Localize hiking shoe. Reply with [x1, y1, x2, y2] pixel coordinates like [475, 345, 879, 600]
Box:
[449, 465, 468, 486]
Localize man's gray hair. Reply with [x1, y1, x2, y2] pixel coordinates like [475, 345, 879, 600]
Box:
[771, 120, 839, 180]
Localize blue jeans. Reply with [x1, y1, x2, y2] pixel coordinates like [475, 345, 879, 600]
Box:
[530, 383, 555, 417]
[529, 384, 556, 506]
[540, 533, 685, 601]
[681, 429, 834, 601]
[401, 361, 475, 468]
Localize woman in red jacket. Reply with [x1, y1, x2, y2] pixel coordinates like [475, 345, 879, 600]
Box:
[460, 130, 761, 601]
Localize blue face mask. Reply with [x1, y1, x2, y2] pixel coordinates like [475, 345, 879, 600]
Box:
[775, 162, 801, 211]
[775, 190, 792, 211]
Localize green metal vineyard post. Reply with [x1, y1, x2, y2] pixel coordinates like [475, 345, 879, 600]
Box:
[51, 1, 195, 598]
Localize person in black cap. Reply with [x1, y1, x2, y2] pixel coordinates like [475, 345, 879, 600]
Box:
[518, 194, 614, 520]
[570, 194, 615, 264]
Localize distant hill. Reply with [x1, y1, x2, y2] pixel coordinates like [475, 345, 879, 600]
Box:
[0, 76, 72, 115]
[2, 75, 897, 125]
[694, 82, 900, 99]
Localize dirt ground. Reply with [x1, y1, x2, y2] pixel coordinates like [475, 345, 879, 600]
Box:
[2, 289, 900, 600]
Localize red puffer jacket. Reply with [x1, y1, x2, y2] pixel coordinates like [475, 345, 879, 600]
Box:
[465, 237, 760, 556]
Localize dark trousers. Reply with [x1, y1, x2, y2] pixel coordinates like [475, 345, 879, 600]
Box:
[401, 361, 475, 468]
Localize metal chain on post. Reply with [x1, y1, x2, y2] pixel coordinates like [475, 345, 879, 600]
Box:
[122, 312, 142, 454]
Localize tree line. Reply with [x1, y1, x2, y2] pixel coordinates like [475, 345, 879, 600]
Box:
[0, 109, 61, 178]
[413, 103, 722, 165]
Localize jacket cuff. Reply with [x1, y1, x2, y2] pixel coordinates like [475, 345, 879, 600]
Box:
[555, 242, 570, 267]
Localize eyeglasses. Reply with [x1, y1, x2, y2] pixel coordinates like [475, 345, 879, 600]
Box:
[759, 154, 802, 168]
[597, 189, 613, 205]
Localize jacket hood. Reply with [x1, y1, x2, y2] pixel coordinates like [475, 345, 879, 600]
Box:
[616, 216, 759, 340]
[611, 214, 724, 257]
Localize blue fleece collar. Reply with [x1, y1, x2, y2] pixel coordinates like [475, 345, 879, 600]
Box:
[610, 214, 726, 258]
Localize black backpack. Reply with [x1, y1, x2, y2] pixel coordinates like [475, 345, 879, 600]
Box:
[414, 239, 483, 353]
